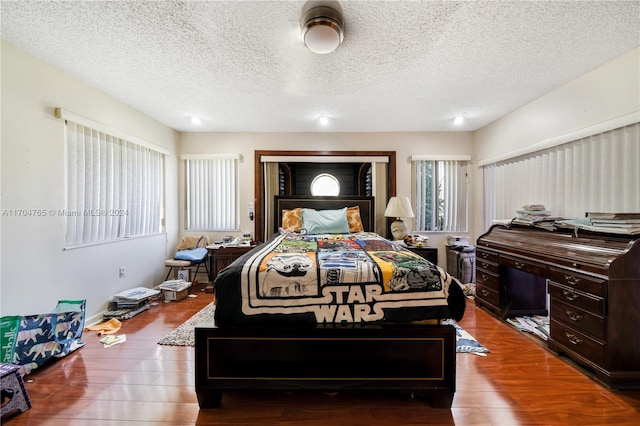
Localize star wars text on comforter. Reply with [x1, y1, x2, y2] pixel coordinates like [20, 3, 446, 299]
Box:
[214, 232, 466, 326]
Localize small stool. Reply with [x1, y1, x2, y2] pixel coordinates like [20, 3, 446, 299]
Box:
[0, 363, 31, 419]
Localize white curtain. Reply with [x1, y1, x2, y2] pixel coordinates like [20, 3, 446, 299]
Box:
[185, 156, 238, 231]
[483, 122, 640, 224]
[263, 162, 280, 237]
[414, 160, 468, 232]
[482, 164, 496, 231]
[65, 121, 163, 246]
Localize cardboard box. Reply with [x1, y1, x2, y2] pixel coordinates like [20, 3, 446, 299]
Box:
[178, 269, 189, 282]
[162, 288, 189, 302]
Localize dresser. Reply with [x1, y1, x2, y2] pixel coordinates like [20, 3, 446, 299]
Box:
[208, 245, 256, 283]
[476, 224, 640, 388]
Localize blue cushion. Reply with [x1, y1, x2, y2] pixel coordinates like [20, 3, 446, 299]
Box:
[302, 207, 350, 234]
[174, 247, 208, 262]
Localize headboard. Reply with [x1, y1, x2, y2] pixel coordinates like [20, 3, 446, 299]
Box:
[274, 196, 375, 234]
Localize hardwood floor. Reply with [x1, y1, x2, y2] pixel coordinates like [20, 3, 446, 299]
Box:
[3, 283, 640, 425]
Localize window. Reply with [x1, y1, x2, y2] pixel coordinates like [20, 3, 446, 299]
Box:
[310, 173, 340, 196]
[481, 122, 640, 228]
[64, 117, 165, 247]
[184, 155, 239, 231]
[413, 158, 469, 232]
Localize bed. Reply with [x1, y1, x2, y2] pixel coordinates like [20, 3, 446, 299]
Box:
[195, 196, 466, 408]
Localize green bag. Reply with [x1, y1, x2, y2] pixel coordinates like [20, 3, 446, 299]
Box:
[1, 315, 21, 364]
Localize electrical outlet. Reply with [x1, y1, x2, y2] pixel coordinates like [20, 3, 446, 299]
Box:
[119, 267, 126, 278]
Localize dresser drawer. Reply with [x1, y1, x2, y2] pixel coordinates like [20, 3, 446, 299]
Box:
[477, 258, 499, 274]
[476, 269, 499, 292]
[476, 283, 500, 310]
[500, 254, 547, 276]
[476, 248, 499, 264]
[551, 299, 605, 341]
[548, 282, 605, 316]
[550, 319, 605, 367]
[548, 267, 606, 297]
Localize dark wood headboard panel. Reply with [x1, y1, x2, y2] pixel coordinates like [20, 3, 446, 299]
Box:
[274, 196, 375, 233]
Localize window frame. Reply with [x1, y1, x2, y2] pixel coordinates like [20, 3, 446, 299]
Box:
[412, 155, 470, 233]
[183, 154, 240, 232]
[61, 109, 167, 248]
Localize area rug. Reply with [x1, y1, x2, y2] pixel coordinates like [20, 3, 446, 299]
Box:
[443, 319, 490, 354]
[157, 303, 215, 346]
[158, 303, 489, 354]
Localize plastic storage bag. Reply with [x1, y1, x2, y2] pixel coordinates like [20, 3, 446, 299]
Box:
[0, 299, 86, 375]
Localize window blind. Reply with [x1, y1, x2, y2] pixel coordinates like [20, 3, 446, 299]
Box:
[185, 156, 239, 231]
[65, 120, 164, 246]
[482, 122, 640, 226]
[414, 160, 468, 232]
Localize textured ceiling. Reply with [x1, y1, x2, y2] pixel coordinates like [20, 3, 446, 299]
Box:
[1, 0, 639, 132]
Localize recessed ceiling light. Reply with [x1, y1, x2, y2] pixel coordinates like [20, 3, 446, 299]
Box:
[318, 116, 330, 126]
[453, 116, 464, 125]
[190, 116, 202, 125]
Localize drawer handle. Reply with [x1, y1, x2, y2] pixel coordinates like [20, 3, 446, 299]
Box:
[562, 290, 579, 301]
[480, 289, 490, 297]
[481, 262, 489, 269]
[481, 252, 489, 259]
[481, 273, 490, 282]
[514, 261, 525, 269]
[566, 310, 583, 321]
[564, 275, 582, 285]
[565, 333, 582, 345]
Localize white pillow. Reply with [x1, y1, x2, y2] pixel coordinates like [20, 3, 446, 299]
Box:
[301, 207, 350, 234]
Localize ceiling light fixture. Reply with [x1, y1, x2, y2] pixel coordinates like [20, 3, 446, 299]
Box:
[301, 6, 344, 54]
[453, 116, 464, 125]
[190, 116, 202, 125]
[318, 116, 330, 126]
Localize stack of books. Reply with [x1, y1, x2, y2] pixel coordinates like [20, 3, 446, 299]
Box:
[511, 205, 557, 230]
[104, 287, 160, 320]
[506, 315, 550, 341]
[583, 212, 640, 235]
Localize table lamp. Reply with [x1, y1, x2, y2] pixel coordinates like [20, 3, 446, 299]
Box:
[384, 196, 415, 241]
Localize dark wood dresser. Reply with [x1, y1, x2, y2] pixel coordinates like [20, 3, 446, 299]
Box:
[476, 224, 640, 388]
[208, 245, 256, 282]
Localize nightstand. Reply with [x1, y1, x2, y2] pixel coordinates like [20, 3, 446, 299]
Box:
[207, 245, 256, 283]
[406, 245, 438, 265]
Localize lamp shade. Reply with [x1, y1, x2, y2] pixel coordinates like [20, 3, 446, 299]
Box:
[384, 196, 414, 219]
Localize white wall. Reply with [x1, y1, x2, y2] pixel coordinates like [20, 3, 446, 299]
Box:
[472, 47, 640, 239]
[179, 131, 475, 265]
[0, 41, 180, 323]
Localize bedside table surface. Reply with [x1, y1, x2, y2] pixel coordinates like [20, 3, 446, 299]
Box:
[405, 246, 438, 265]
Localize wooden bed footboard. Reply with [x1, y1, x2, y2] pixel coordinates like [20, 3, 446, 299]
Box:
[194, 324, 457, 408]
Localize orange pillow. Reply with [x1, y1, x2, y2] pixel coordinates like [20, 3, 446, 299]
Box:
[281, 208, 303, 232]
[347, 206, 364, 232]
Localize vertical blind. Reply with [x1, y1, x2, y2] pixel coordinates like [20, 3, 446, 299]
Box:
[482, 122, 640, 225]
[65, 120, 164, 246]
[414, 160, 468, 232]
[185, 156, 239, 231]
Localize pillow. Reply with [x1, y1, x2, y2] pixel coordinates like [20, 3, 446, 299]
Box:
[302, 207, 350, 234]
[281, 208, 303, 232]
[347, 206, 364, 232]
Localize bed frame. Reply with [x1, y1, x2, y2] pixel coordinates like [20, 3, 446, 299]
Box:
[194, 196, 458, 408]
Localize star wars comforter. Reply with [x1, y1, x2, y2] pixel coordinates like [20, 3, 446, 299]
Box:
[214, 232, 466, 326]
